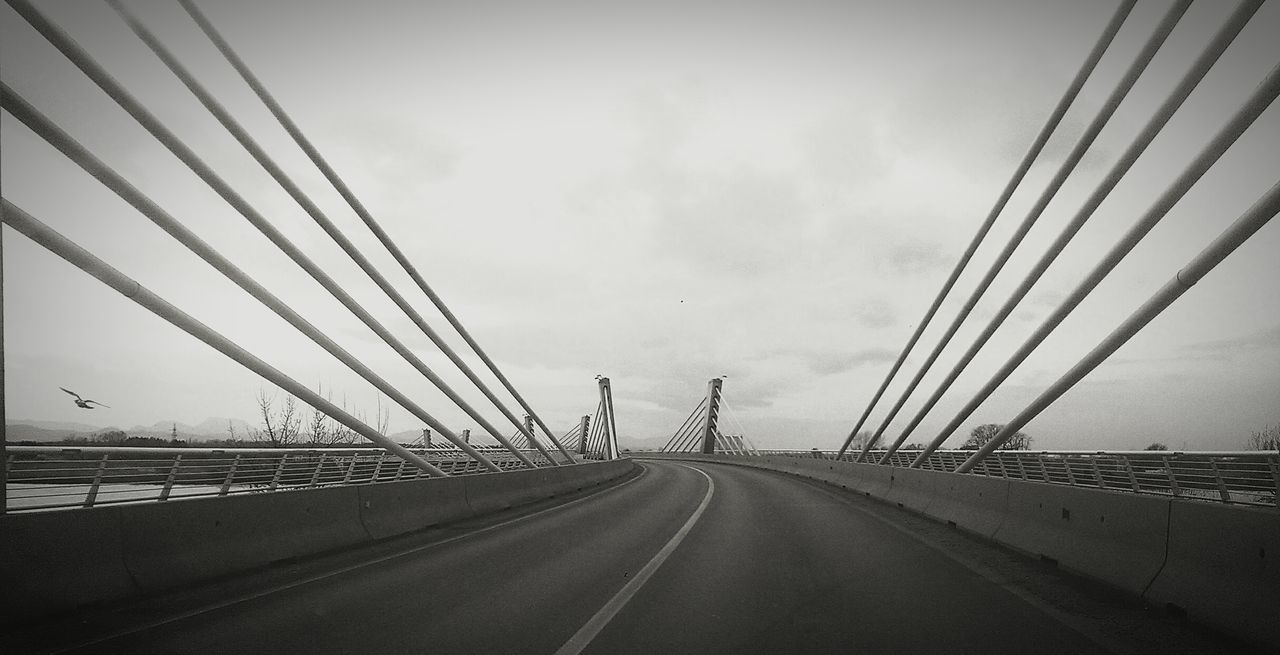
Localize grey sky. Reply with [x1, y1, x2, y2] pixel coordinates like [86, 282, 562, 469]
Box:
[2, 0, 1278, 450]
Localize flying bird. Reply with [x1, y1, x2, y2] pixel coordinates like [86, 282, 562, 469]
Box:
[60, 387, 109, 409]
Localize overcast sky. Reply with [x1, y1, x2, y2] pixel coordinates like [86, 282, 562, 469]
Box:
[3, 0, 1278, 451]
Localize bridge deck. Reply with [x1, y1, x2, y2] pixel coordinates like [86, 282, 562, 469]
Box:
[3, 461, 1264, 654]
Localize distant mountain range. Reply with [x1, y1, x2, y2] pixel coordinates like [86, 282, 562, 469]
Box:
[7, 418, 667, 451]
[6, 418, 255, 443]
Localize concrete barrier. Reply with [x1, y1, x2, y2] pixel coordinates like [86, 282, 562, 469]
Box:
[359, 476, 472, 540]
[855, 463, 895, 499]
[883, 467, 939, 514]
[120, 485, 370, 593]
[1, 459, 636, 627]
[0, 506, 136, 625]
[464, 461, 629, 515]
[993, 481, 1170, 595]
[927, 472, 1009, 538]
[1144, 500, 1280, 647]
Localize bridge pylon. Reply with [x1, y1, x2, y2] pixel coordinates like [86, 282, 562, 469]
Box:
[661, 378, 758, 455]
[699, 377, 724, 454]
[598, 377, 619, 460]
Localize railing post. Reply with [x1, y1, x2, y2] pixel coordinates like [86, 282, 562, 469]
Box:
[1124, 456, 1141, 492]
[699, 378, 723, 455]
[310, 453, 327, 487]
[372, 451, 387, 482]
[84, 454, 109, 508]
[1163, 454, 1180, 497]
[1092, 457, 1106, 489]
[1270, 455, 1280, 508]
[270, 453, 289, 491]
[1064, 458, 1078, 486]
[577, 415, 590, 456]
[1209, 458, 1230, 503]
[159, 454, 182, 501]
[220, 453, 241, 496]
[343, 454, 358, 484]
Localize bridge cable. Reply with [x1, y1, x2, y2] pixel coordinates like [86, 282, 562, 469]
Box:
[2, 0, 538, 469]
[857, 0, 1191, 464]
[672, 407, 710, 453]
[960, 179, 1280, 471]
[868, 5, 1188, 462]
[587, 402, 605, 458]
[1, 199, 450, 478]
[102, 0, 567, 467]
[669, 405, 708, 453]
[719, 399, 759, 455]
[661, 397, 708, 452]
[0, 83, 502, 473]
[175, 0, 575, 462]
[913, 60, 1280, 467]
[881, 0, 1264, 464]
[834, 0, 1137, 460]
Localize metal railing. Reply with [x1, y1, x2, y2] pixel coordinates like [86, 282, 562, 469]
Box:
[5, 445, 559, 512]
[752, 449, 1280, 508]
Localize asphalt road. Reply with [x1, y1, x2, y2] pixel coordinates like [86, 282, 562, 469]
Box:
[6, 460, 1264, 654]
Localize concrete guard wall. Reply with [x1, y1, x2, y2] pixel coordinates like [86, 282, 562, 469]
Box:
[992, 480, 1170, 595]
[649, 453, 1278, 649]
[0, 459, 634, 627]
[1144, 500, 1280, 646]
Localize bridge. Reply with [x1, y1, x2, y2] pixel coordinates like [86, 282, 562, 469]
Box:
[2, 0, 1278, 653]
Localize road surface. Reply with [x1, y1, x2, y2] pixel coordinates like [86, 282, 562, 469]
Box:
[4, 460, 1263, 653]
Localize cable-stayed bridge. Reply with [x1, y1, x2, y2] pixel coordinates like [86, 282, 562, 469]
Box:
[2, 0, 1278, 652]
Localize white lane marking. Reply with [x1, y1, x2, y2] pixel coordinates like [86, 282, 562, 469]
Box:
[51, 465, 650, 654]
[554, 464, 715, 655]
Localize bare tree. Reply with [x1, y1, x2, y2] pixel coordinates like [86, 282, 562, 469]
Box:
[1246, 424, 1279, 451]
[254, 388, 301, 448]
[325, 391, 357, 445]
[307, 406, 329, 445]
[847, 430, 873, 450]
[254, 389, 279, 446]
[374, 392, 390, 436]
[279, 395, 301, 447]
[961, 423, 1032, 451]
[226, 419, 238, 443]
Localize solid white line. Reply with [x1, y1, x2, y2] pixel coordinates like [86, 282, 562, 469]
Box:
[51, 465, 650, 654]
[554, 464, 714, 655]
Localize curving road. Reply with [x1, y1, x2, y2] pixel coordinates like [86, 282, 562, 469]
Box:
[7, 460, 1261, 654]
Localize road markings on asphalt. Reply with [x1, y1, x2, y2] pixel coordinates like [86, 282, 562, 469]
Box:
[47, 465, 650, 655]
[554, 464, 715, 655]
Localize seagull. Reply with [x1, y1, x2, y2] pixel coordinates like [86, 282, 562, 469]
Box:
[60, 387, 109, 409]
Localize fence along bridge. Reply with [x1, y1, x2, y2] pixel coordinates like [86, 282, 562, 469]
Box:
[2, 0, 1278, 652]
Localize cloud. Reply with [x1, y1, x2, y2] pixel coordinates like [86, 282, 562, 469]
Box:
[853, 299, 897, 329]
[1184, 324, 1280, 357]
[804, 348, 898, 376]
[879, 240, 953, 276]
